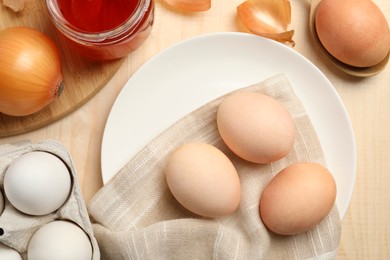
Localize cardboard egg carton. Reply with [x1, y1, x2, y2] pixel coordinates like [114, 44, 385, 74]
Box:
[0, 140, 99, 259]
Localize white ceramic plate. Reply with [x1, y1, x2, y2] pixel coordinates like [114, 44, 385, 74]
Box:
[101, 32, 356, 219]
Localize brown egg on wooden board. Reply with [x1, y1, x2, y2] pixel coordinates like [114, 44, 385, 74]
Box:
[315, 0, 390, 68]
[259, 162, 337, 235]
[165, 142, 241, 218]
[216, 91, 296, 164]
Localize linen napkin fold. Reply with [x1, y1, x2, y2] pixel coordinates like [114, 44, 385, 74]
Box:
[88, 74, 341, 260]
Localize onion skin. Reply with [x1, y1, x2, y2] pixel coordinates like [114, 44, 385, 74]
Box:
[0, 26, 63, 116]
[3, 0, 25, 12]
[164, 0, 211, 12]
[237, 0, 295, 46]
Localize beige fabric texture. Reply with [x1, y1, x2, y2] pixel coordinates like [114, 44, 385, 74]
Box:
[88, 74, 341, 260]
[0, 140, 100, 260]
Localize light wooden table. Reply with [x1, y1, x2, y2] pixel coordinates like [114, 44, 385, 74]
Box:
[1, 0, 389, 259]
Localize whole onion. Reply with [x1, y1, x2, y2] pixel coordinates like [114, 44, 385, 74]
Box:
[0, 26, 64, 116]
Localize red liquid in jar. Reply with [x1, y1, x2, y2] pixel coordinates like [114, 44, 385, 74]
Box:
[48, 0, 154, 59]
[57, 0, 140, 32]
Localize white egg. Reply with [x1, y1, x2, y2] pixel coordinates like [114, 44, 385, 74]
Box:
[0, 190, 4, 215]
[27, 220, 93, 260]
[4, 151, 71, 216]
[0, 243, 22, 260]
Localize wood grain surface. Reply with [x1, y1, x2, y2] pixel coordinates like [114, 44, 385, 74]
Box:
[0, 0, 123, 137]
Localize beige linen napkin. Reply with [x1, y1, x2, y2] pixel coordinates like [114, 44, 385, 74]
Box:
[88, 74, 341, 259]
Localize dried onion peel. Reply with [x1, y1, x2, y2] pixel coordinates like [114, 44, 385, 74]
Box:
[164, 0, 211, 12]
[3, 0, 25, 12]
[0, 27, 63, 117]
[237, 0, 295, 46]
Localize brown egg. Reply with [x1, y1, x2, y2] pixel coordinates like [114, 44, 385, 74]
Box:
[216, 91, 296, 164]
[165, 142, 241, 218]
[259, 162, 337, 235]
[315, 0, 390, 67]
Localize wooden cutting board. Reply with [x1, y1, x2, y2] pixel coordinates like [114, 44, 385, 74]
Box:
[0, 0, 123, 137]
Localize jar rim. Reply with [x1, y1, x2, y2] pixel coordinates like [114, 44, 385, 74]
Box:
[45, 0, 150, 43]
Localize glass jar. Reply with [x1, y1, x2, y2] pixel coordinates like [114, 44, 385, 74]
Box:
[45, 0, 154, 60]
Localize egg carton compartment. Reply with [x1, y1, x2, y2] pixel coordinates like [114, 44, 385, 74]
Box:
[0, 140, 99, 259]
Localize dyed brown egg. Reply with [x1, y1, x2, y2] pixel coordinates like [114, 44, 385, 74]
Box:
[217, 91, 296, 164]
[259, 162, 337, 235]
[165, 142, 241, 218]
[315, 0, 390, 67]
